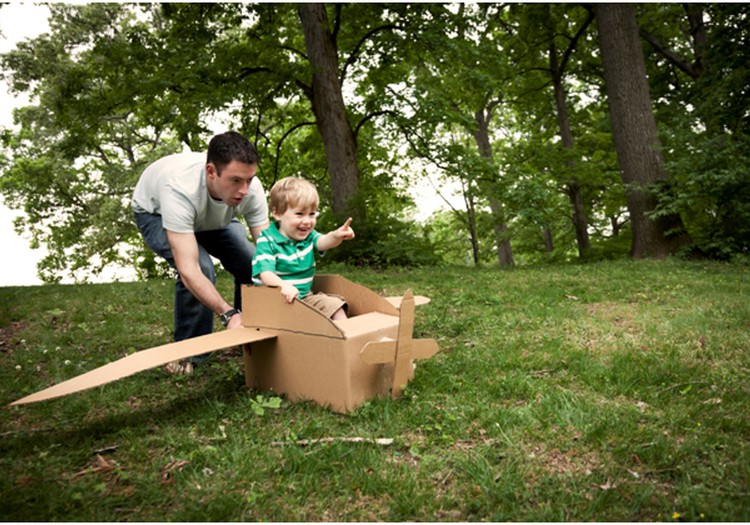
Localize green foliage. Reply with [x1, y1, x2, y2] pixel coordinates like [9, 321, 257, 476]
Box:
[0, 4, 183, 282]
[423, 210, 479, 266]
[655, 131, 750, 258]
[329, 211, 441, 269]
[247, 394, 283, 416]
[1, 2, 749, 282]
[639, 4, 750, 259]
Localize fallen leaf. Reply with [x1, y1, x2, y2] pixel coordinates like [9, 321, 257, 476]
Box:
[72, 454, 114, 479]
[161, 459, 190, 483]
[595, 478, 617, 490]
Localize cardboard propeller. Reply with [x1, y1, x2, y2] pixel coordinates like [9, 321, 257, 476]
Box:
[10, 275, 439, 413]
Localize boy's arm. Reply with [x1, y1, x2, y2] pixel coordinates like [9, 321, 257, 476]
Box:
[258, 271, 299, 303]
[316, 217, 355, 252]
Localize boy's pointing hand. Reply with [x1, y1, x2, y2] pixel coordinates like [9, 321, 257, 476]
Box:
[337, 217, 355, 240]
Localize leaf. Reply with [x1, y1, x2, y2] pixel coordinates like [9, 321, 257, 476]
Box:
[595, 478, 617, 490]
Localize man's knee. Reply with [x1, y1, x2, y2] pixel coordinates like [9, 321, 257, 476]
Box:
[226, 221, 255, 258]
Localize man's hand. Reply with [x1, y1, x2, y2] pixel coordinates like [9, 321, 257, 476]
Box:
[226, 312, 243, 329]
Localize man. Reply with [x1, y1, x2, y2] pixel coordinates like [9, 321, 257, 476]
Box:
[132, 131, 269, 373]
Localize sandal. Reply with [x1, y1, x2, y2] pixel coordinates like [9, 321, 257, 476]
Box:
[165, 359, 193, 375]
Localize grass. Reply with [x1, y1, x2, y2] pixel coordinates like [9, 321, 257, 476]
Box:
[1, 259, 749, 521]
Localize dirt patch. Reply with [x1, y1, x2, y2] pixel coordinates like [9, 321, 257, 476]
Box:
[561, 301, 650, 354]
[525, 441, 601, 476]
[0, 320, 30, 353]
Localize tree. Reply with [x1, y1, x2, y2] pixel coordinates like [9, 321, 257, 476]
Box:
[0, 4, 433, 280]
[593, 3, 691, 258]
[0, 4, 180, 282]
[384, 4, 521, 267]
[637, 4, 750, 257]
[297, 4, 361, 221]
[540, 4, 595, 258]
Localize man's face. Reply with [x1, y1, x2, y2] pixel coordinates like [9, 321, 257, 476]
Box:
[206, 161, 258, 207]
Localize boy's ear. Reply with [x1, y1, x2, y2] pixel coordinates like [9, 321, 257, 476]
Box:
[271, 208, 281, 220]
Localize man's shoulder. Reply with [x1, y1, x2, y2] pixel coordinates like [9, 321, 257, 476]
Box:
[159, 151, 205, 176]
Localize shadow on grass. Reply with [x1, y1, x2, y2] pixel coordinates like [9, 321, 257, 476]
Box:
[2, 363, 258, 453]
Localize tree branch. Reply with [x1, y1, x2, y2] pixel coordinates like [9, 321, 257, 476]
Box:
[639, 28, 700, 79]
[353, 110, 390, 141]
[273, 120, 316, 182]
[558, 10, 595, 76]
[237, 66, 274, 80]
[341, 23, 398, 85]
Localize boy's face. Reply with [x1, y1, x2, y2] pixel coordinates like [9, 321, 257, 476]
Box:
[273, 206, 318, 241]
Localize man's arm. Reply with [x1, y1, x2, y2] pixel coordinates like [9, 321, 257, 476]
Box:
[248, 222, 269, 244]
[166, 230, 242, 329]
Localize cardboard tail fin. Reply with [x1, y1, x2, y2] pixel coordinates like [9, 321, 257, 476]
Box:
[360, 289, 439, 398]
[10, 327, 276, 406]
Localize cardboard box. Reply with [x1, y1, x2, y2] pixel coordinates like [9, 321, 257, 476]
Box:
[10, 275, 438, 413]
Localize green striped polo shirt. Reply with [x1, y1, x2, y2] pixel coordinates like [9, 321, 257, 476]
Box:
[251, 222, 323, 297]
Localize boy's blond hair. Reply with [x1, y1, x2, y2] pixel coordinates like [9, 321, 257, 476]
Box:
[269, 177, 319, 215]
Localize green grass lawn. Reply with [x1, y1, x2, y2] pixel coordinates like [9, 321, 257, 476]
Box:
[1, 259, 749, 521]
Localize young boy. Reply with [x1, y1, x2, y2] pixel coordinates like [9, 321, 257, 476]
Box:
[251, 177, 355, 320]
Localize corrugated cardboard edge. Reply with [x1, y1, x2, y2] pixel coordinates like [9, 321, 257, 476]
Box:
[243, 285, 345, 338]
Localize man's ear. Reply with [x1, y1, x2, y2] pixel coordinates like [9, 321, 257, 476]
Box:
[206, 162, 218, 180]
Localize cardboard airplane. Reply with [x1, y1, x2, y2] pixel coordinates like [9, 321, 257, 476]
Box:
[10, 275, 439, 413]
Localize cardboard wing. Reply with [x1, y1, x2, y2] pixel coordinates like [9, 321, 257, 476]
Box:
[10, 327, 276, 406]
[385, 295, 431, 308]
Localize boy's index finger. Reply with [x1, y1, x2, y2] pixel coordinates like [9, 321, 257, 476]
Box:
[343, 217, 353, 229]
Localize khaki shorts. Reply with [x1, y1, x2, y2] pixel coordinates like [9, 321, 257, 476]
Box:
[302, 292, 348, 318]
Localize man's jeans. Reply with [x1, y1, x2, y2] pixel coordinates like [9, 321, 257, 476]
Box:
[134, 213, 255, 346]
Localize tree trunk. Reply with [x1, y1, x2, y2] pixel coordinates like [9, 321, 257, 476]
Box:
[594, 3, 691, 258]
[543, 225, 554, 253]
[466, 202, 481, 265]
[474, 108, 515, 268]
[546, 6, 591, 258]
[553, 74, 591, 257]
[684, 3, 708, 77]
[298, 4, 360, 219]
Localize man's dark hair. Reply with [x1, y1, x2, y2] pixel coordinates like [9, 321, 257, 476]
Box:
[206, 131, 260, 174]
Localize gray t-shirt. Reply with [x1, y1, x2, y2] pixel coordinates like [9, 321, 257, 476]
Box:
[131, 152, 268, 233]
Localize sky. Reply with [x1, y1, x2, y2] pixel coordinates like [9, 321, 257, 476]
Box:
[0, 3, 461, 288]
[0, 3, 50, 287]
